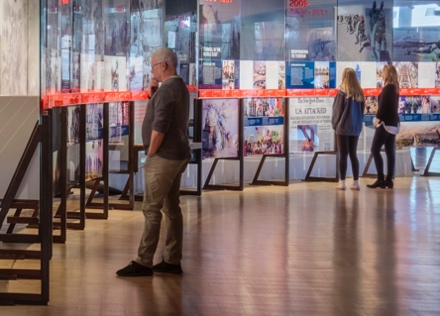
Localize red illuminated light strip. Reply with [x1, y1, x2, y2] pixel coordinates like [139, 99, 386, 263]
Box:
[41, 86, 198, 110]
[40, 86, 440, 110]
[198, 88, 440, 98]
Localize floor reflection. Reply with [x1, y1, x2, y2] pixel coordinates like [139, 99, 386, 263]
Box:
[1, 177, 440, 315]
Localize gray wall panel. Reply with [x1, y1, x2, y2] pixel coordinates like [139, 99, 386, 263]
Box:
[0, 96, 40, 200]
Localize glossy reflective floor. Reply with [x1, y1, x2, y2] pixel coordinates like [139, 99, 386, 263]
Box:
[1, 176, 440, 315]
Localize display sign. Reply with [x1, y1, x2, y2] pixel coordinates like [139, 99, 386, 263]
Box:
[199, 59, 223, 89]
[286, 61, 336, 89]
[201, 98, 240, 159]
[397, 96, 440, 114]
[239, 60, 285, 90]
[336, 61, 377, 88]
[364, 111, 440, 148]
[243, 97, 285, 155]
[289, 97, 334, 153]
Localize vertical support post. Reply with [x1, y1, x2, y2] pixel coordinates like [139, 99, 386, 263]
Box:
[40, 112, 53, 303]
[102, 102, 109, 218]
[58, 107, 67, 242]
[335, 131, 339, 181]
[79, 104, 86, 227]
[238, 99, 244, 190]
[128, 101, 135, 207]
[284, 98, 290, 184]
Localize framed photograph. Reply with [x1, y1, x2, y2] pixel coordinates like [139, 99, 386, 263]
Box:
[201, 98, 240, 159]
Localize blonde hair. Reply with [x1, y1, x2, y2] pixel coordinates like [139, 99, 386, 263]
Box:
[383, 64, 400, 92]
[339, 68, 364, 102]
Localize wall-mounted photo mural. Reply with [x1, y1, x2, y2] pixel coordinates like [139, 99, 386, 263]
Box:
[337, 0, 393, 62]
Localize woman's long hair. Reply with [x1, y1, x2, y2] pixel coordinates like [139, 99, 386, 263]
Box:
[339, 67, 364, 102]
[382, 64, 400, 93]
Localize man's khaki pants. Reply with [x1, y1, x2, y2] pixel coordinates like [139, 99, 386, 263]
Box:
[136, 155, 189, 267]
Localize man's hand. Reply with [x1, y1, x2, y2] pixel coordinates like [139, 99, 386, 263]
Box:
[149, 77, 159, 96]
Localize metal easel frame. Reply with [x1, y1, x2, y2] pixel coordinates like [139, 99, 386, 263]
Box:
[303, 132, 339, 182]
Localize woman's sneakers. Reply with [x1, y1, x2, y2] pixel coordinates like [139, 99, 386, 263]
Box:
[337, 180, 346, 190]
[337, 180, 361, 191]
[350, 180, 360, 191]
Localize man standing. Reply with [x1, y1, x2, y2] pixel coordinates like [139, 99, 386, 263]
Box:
[117, 48, 190, 276]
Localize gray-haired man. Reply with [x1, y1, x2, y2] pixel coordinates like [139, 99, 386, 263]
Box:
[117, 48, 190, 276]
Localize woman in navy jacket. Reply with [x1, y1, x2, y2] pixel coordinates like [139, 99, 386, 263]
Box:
[367, 64, 400, 189]
[332, 68, 365, 190]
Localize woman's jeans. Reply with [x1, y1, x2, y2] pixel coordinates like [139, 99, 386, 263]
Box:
[371, 125, 396, 181]
[337, 134, 360, 180]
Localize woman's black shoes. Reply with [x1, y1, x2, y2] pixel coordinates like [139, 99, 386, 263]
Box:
[385, 179, 393, 189]
[367, 179, 386, 189]
[367, 179, 393, 189]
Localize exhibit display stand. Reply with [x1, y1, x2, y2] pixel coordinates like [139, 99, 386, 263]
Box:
[422, 147, 440, 177]
[110, 101, 137, 208]
[0, 111, 52, 305]
[53, 100, 137, 219]
[287, 96, 339, 182]
[246, 98, 290, 186]
[303, 132, 339, 182]
[199, 98, 244, 191]
[82, 103, 109, 218]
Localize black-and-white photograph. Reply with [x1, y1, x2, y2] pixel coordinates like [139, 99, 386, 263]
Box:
[337, 1, 392, 62]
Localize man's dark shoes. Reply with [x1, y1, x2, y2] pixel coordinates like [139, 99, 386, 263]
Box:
[152, 259, 183, 275]
[367, 179, 386, 189]
[116, 261, 153, 277]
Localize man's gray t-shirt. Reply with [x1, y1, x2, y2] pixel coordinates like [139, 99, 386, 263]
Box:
[142, 76, 191, 160]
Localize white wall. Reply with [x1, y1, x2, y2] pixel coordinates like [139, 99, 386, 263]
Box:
[0, 0, 28, 95]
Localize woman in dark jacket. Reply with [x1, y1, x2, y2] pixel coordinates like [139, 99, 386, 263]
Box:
[332, 68, 365, 190]
[367, 64, 400, 189]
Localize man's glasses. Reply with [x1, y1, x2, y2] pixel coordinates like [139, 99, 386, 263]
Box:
[152, 61, 165, 68]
